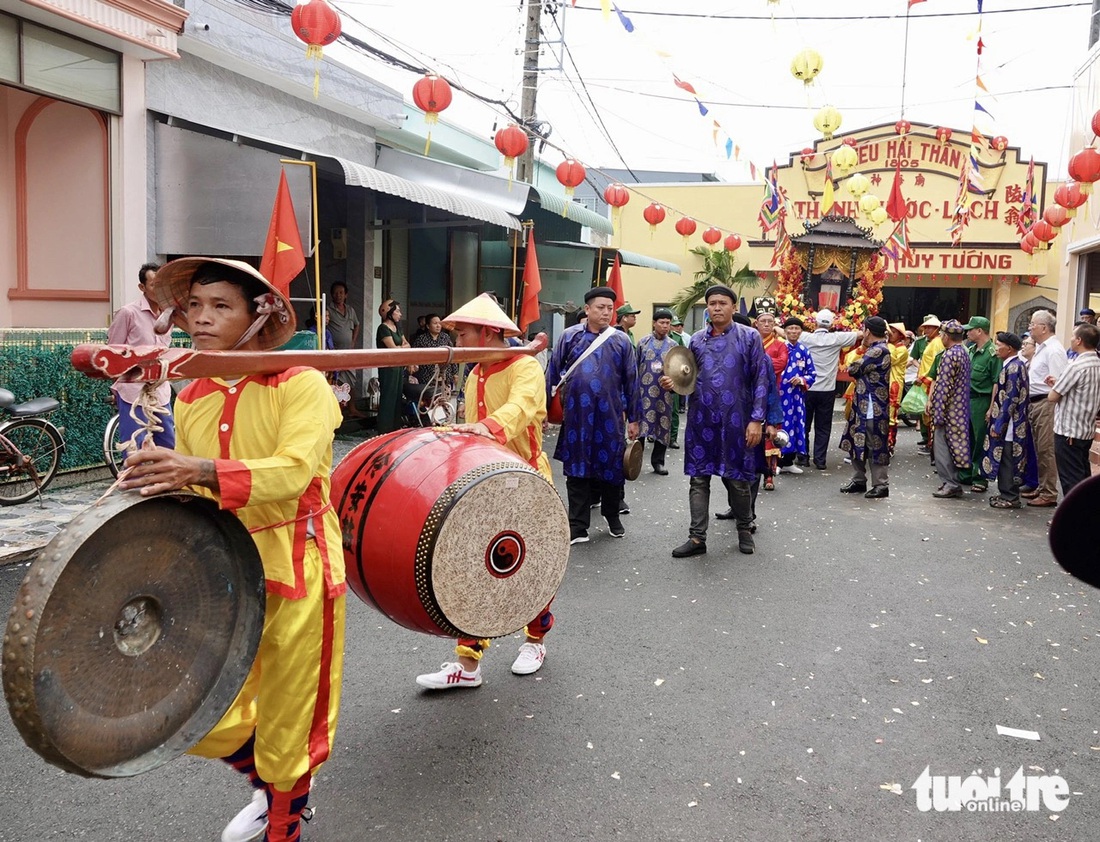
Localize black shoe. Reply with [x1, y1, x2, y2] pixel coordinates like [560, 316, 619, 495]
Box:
[652, 464, 669, 476]
[813, 461, 827, 470]
[737, 529, 755, 554]
[715, 508, 735, 520]
[864, 485, 889, 499]
[669, 442, 680, 450]
[604, 516, 625, 537]
[570, 530, 589, 545]
[619, 504, 630, 515]
[840, 480, 868, 493]
[672, 539, 706, 558]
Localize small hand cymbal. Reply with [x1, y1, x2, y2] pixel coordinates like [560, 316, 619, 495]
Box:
[663, 345, 697, 395]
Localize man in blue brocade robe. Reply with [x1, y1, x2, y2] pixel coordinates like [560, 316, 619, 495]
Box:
[982, 332, 1031, 509]
[636, 308, 678, 475]
[777, 316, 816, 473]
[930, 320, 972, 499]
[548, 286, 640, 545]
[662, 285, 770, 559]
[839, 317, 893, 499]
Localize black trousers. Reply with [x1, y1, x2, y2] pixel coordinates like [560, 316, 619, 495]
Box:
[566, 476, 623, 532]
[644, 440, 668, 469]
[804, 390, 835, 466]
[1054, 433, 1092, 498]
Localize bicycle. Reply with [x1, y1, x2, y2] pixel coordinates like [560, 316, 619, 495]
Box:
[103, 412, 125, 478]
[0, 388, 65, 506]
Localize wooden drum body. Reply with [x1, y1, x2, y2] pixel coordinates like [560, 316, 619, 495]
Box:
[331, 428, 570, 639]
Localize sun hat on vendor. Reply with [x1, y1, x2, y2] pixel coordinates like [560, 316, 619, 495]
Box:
[152, 257, 296, 350]
[442, 292, 522, 337]
[888, 321, 907, 340]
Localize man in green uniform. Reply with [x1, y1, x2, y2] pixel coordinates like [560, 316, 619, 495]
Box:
[960, 315, 1001, 493]
[616, 303, 641, 345]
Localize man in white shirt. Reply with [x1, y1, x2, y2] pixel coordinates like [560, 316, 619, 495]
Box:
[800, 309, 860, 470]
[1024, 309, 1069, 506]
[1049, 322, 1100, 498]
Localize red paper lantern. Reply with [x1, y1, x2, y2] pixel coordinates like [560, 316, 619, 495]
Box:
[1043, 205, 1070, 228]
[1023, 231, 1039, 249]
[1092, 109, 1100, 139]
[555, 159, 586, 204]
[1031, 219, 1057, 243]
[701, 226, 722, 246]
[895, 119, 912, 136]
[842, 136, 858, 147]
[412, 74, 453, 122]
[991, 135, 1009, 152]
[800, 147, 816, 165]
[494, 124, 528, 186]
[934, 127, 952, 145]
[1055, 181, 1087, 216]
[668, 214, 695, 237]
[291, 0, 342, 97]
[724, 233, 742, 252]
[412, 74, 453, 155]
[603, 183, 630, 209]
[1068, 148, 1100, 194]
[1020, 237, 1036, 256]
[643, 202, 666, 233]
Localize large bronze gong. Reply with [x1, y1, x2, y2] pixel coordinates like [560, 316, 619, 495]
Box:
[2, 492, 265, 778]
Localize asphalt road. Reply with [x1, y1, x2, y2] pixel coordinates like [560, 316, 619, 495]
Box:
[1, 421, 1096, 841]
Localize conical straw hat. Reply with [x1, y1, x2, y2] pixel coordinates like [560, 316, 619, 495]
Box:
[442, 293, 522, 338]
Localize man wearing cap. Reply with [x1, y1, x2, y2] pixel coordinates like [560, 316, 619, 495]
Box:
[120, 258, 344, 842]
[777, 316, 816, 473]
[800, 309, 860, 470]
[636, 308, 677, 475]
[885, 323, 909, 453]
[982, 332, 1031, 508]
[1049, 322, 1100, 498]
[960, 316, 1002, 493]
[669, 315, 686, 448]
[929, 319, 972, 498]
[616, 302, 641, 346]
[1079, 307, 1097, 326]
[548, 286, 640, 544]
[839, 317, 893, 498]
[107, 262, 176, 451]
[415, 293, 558, 689]
[1024, 309, 1068, 507]
[914, 315, 945, 454]
[662, 284, 770, 557]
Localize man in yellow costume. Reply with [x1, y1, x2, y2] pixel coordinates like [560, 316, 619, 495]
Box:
[120, 257, 345, 842]
[415, 293, 557, 690]
[915, 314, 945, 455]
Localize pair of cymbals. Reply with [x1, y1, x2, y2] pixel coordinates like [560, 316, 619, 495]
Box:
[663, 346, 697, 395]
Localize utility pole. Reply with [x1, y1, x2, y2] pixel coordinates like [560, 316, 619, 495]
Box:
[516, 0, 541, 184]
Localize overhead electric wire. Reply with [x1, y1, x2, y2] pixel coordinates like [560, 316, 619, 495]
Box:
[569, 2, 1087, 21]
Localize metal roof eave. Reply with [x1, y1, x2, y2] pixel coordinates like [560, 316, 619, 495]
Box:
[333, 157, 521, 231]
[530, 188, 614, 236]
[543, 241, 682, 275]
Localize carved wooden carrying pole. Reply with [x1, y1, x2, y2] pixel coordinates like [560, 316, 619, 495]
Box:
[71, 333, 548, 382]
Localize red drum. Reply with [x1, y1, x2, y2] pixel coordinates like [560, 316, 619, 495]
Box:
[332, 428, 570, 639]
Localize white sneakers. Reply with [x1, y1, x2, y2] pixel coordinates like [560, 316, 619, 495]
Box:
[510, 642, 546, 675]
[222, 789, 267, 842]
[779, 464, 804, 475]
[416, 643, 548, 690]
[415, 662, 483, 690]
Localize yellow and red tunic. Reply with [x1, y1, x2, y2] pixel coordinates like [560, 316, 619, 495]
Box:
[464, 354, 552, 482]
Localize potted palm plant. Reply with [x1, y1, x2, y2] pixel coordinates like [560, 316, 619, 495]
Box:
[671, 246, 762, 322]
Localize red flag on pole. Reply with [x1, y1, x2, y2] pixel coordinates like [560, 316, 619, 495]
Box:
[259, 169, 306, 295]
[607, 253, 625, 326]
[886, 159, 907, 222]
[518, 228, 542, 333]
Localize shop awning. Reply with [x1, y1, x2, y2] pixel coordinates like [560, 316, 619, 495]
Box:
[617, 249, 682, 275]
[333, 157, 522, 231]
[543, 241, 682, 275]
[531, 188, 614, 236]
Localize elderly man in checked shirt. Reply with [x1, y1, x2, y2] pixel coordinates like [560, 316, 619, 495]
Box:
[1048, 322, 1100, 499]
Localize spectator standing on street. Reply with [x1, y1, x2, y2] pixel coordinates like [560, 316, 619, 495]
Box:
[930, 320, 972, 499]
[777, 317, 816, 474]
[800, 309, 860, 470]
[839, 317, 892, 499]
[1023, 309, 1068, 508]
[669, 316, 687, 448]
[1079, 307, 1097, 326]
[1048, 322, 1100, 498]
[616, 303, 641, 346]
[665, 285, 770, 558]
[914, 314, 945, 455]
[327, 281, 360, 350]
[107, 262, 176, 449]
[982, 332, 1031, 509]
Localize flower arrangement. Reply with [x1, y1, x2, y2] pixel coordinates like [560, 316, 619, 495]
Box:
[774, 249, 887, 331]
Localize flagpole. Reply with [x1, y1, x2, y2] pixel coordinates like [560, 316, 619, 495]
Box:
[281, 159, 322, 350]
